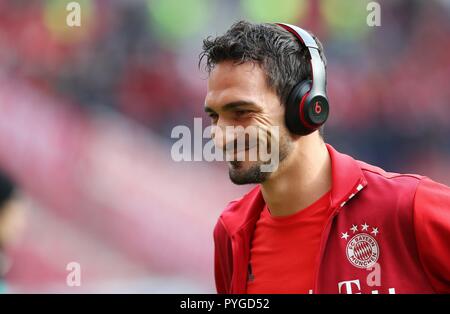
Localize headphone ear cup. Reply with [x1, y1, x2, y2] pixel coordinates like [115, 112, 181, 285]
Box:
[285, 80, 312, 135]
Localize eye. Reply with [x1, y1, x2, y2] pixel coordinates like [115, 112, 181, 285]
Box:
[208, 112, 219, 123]
[234, 110, 251, 118]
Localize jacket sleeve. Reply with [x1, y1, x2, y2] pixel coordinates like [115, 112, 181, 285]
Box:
[213, 217, 233, 294]
[413, 177, 450, 293]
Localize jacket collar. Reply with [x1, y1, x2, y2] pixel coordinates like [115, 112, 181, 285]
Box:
[220, 144, 368, 237]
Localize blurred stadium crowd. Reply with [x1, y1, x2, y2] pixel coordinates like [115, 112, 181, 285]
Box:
[0, 0, 449, 292]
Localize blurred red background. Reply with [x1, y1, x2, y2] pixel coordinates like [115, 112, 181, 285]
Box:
[0, 0, 448, 292]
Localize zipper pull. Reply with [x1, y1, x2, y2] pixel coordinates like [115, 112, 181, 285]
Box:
[247, 263, 255, 282]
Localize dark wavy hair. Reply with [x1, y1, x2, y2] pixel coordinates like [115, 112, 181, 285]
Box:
[199, 20, 327, 108]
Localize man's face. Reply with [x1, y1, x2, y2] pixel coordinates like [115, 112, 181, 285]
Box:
[204, 61, 293, 184]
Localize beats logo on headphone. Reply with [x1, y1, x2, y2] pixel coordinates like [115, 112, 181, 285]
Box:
[276, 23, 329, 136]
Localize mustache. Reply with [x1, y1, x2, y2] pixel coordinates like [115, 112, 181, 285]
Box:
[220, 137, 273, 163]
[210, 125, 278, 159]
[222, 137, 259, 153]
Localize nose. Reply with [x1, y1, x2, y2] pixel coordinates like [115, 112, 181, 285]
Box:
[211, 120, 240, 154]
[211, 124, 229, 151]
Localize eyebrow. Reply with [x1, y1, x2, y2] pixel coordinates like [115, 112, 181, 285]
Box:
[204, 100, 257, 113]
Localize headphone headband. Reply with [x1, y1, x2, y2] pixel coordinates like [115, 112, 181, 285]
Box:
[275, 23, 327, 98]
[275, 23, 319, 49]
[275, 22, 329, 135]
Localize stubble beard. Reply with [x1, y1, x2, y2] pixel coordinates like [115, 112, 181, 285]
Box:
[228, 133, 293, 185]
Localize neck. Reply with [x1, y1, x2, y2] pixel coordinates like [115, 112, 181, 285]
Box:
[261, 133, 332, 217]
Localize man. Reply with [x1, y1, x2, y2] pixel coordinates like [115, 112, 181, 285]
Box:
[200, 21, 450, 294]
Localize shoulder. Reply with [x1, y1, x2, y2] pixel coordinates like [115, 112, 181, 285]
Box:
[355, 159, 450, 222]
[358, 160, 424, 182]
[357, 161, 449, 204]
[414, 177, 450, 217]
[350, 160, 429, 223]
[357, 160, 425, 195]
[415, 177, 450, 200]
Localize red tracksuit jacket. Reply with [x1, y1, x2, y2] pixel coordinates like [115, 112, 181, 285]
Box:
[213, 144, 450, 294]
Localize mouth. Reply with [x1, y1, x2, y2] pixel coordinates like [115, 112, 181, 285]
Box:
[225, 148, 253, 163]
[224, 142, 259, 158]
